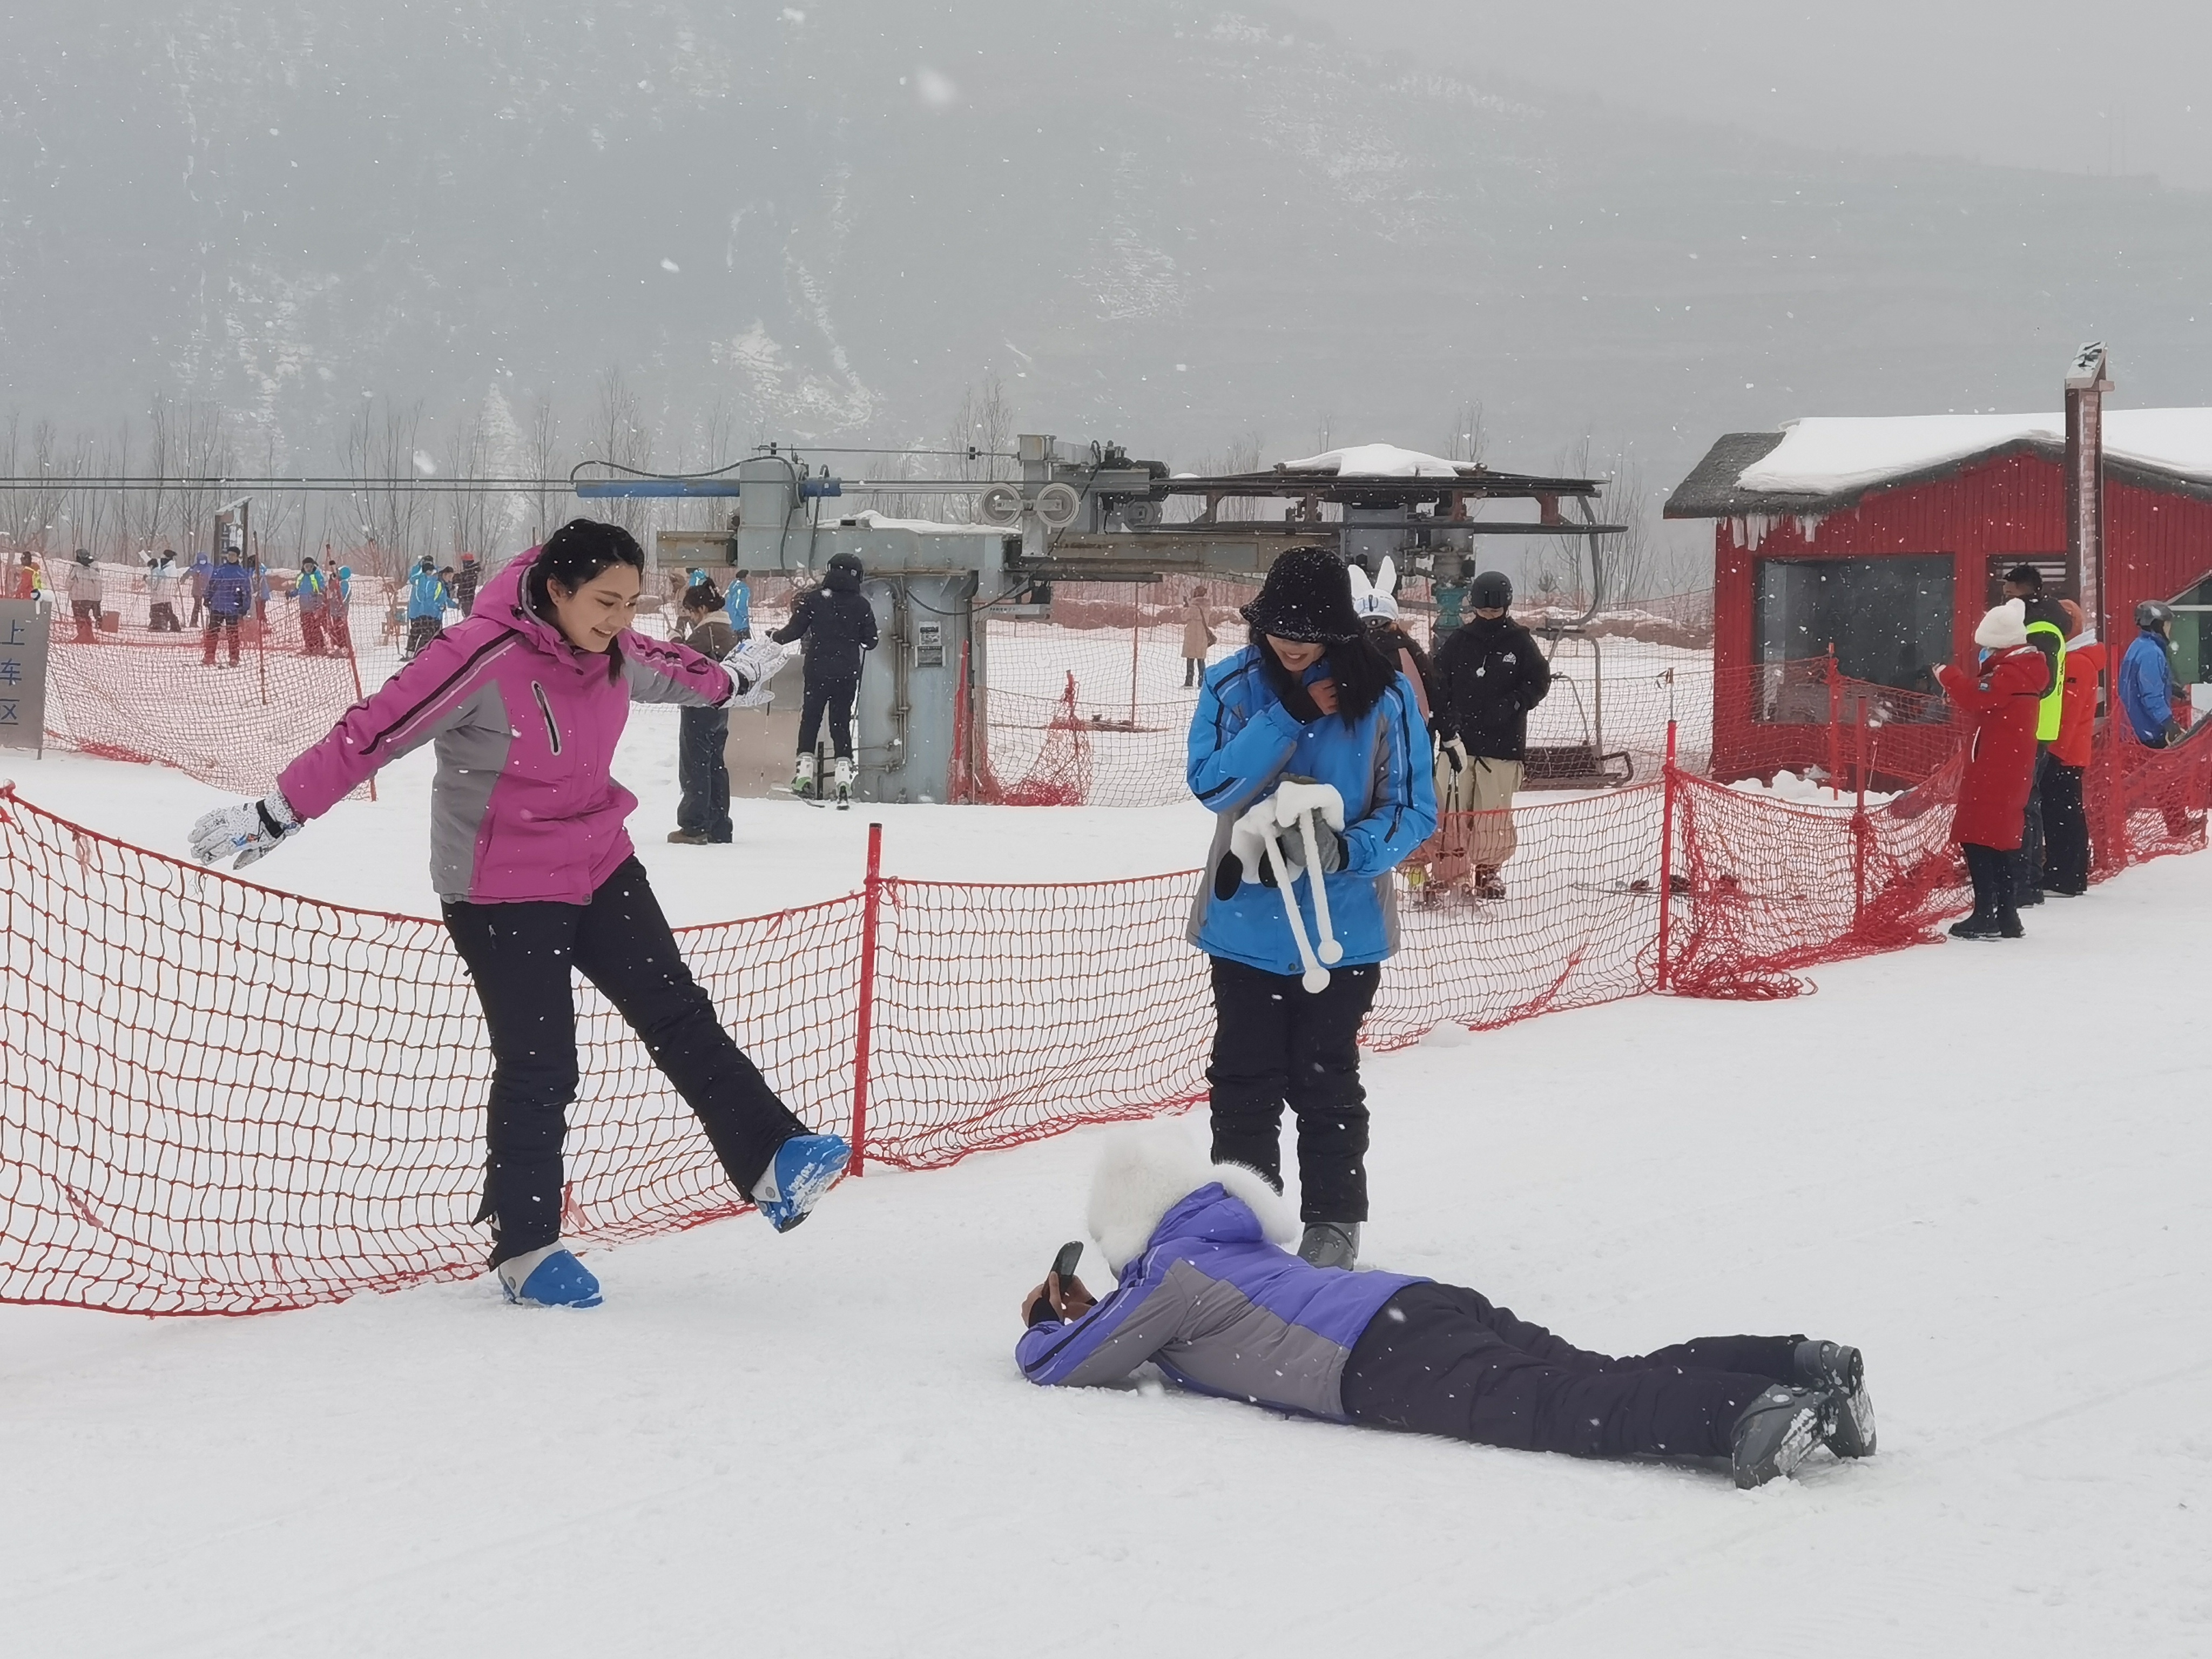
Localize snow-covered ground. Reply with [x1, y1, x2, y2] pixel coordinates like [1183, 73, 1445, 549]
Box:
[3, 752, 2209, 1654]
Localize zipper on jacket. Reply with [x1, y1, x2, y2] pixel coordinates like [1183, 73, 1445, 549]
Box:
[530, 681, 562, 755]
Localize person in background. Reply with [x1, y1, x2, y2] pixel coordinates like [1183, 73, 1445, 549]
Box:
[1182, 584, 1217, 689]
[725, 568, 752, 640]
[326, 562, 355, 655]
[202, 549, 253, 667]
[1934, 599, 2048, 941]
[1186, 548, 1437, 1270]
[2042, 599, 2104, 896]
[4, 553, 32, 601]
[403, 556, 449, 659]
[244, 552, 271, 622]
[186, 549, 213, 626]
[294, 555, 331, 654]
[1431, 571, 1550, 900]
[668, 581, 737, 846]
[2120, 601, 2186, 748]
[1017, 1131, 1876, 1491]
[772, 551, 878, 803]
[145, 549, 183, 632]
[67, 550, 103, 643]
[1999, 565, 2069, 907]
[453, 551, 481, 619]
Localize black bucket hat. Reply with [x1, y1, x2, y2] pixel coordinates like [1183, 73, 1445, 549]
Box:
[1240, 548, 1363, 644]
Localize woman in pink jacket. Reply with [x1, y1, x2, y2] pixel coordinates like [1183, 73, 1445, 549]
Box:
[188, 521, 842, 1309]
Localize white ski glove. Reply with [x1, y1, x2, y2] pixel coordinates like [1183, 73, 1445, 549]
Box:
[725, 638, 797, 709]
[189, 791, 302, 871]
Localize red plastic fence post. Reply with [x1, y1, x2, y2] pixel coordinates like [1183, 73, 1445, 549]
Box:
[341, 606, 377, 804]
[951, 639, 970, 805]
[850, 821, 884, 1176]
[1851, 714, 1870, 930]
[1656, 719, 1678, 992]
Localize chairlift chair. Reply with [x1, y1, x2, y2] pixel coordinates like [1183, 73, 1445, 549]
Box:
[1520, 623, 1634, 790]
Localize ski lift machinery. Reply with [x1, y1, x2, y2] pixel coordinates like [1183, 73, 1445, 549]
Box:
[579, 437, 1623, 804]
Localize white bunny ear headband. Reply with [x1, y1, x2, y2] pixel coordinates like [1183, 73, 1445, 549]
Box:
[1351, 557, 1399, 621]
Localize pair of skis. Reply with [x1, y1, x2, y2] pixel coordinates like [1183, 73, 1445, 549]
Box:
[1225, 781, 1345, 993]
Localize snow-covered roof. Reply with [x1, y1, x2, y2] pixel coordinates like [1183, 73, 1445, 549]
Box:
[1667, 407, 2212, 518]
[1278, 443, 1466, 478]
[1738, 409, 2212, 495]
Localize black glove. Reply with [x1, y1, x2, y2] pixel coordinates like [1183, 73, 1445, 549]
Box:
[1257, 819, 1342, 886]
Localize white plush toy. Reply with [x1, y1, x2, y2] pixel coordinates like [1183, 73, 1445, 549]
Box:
[1225, 779, 1348, 992]
[1347, 555, 1398, 622]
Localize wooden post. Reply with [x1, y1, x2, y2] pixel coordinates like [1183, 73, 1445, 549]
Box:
[1656, 719, 1678, 992]
[851, 821, 884, 1175]
[1825, 646, 1842, 797]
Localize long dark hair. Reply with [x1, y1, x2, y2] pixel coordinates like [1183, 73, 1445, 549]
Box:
[1256, 629, 1400, 725]
[528, 518, 645, 614]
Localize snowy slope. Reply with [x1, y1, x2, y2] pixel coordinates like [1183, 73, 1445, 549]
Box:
[3, 760, 2209, 1654]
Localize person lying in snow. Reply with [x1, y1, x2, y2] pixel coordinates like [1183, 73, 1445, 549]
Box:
[1016, 1131, 1875, 1489]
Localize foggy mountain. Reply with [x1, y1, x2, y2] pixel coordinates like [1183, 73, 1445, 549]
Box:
[4, 0, 2208, 563]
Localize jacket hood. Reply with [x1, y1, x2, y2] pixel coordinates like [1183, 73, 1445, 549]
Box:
[824, 563, 862, 594]
[1085, 1123, 1298, 1273]
[473, 547, 595, 663]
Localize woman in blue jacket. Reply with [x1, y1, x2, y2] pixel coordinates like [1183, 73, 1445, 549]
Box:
[1185, 549, 1437, 1270]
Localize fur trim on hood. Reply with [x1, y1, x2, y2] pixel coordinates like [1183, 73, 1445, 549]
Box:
[1975, 598, 2029, 650]
[1085, 1122, 1299, 1273]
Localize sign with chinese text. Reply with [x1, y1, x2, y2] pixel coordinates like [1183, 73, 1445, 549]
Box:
[0, 600, 50, 752]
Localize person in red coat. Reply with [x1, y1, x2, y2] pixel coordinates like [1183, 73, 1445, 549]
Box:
[1934, 599, 2051, 940]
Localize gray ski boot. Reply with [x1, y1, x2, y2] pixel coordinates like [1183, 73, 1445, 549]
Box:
[1793, 1340, 1876, 1458]
[1730, 1385, 1835, 1489]
[1296, 1222, 1360, 1270]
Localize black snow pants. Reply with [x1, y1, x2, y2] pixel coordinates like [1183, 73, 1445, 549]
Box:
[1342, 1283, 1802, 1459]
[1960, 841, 2021, 929]
[404, 614, 442, 658]
[2042, 761, 2089, 893]
[677, 705, 732, 841]
[2017, 748, 2051, 903]
[442, 857, 808, 1265]
[1206, 955, 1380, 1223]
[795, 666, 859, 760]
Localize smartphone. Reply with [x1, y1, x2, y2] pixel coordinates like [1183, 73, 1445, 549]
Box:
[1050, 1240, 1083, 1283]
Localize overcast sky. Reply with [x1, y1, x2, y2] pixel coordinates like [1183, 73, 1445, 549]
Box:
[1277, 0, 2212, 191]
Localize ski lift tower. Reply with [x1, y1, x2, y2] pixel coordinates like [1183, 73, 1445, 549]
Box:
[578, 439, 1618, 805]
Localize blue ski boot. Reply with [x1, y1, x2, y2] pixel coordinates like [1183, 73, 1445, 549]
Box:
[496, 1243, 603, 1308]
[754, 1133, 851, 1233]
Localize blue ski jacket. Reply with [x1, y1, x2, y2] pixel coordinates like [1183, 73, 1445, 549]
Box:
[725, 579, 751, 635]
[2120, 631, 2179, 744]
[407, 567, 449, 621]
[204, 562, 254, 619]
[1185, 645, 1437, 976]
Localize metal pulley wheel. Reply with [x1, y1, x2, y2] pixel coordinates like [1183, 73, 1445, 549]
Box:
[976, 483, 1022, 527]
[1034, 481, 1082, 530]
[1117, 498, 1162, 528]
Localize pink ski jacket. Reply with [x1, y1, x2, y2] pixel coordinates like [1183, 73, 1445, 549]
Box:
[277, 549, 733, 904]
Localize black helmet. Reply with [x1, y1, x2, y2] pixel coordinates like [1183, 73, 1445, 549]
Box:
[1469, 570, 1513, 610]
[2137, 599, 2175, 630]
[824, 551, 864, 592]
[75, 548, 93, 565]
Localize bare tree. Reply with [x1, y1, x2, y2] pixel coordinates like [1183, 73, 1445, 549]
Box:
[442, 403, 493, 562]
[938, 372, 1017, 521]
[1444, 401, 1487, 467]
[523, 391, 566, 551]
[586, 365, 655, 538]
[341, 396, 429, 581]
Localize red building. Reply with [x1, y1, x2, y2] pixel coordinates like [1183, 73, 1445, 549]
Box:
[1667, 408, 2212, 781]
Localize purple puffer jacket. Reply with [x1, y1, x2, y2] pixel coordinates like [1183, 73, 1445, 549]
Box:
[1017, 1171, 1424, 1420]
[277, 549, 733, 903]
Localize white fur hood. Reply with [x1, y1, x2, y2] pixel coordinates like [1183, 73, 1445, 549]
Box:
[1085, 1124, 1299, 1273]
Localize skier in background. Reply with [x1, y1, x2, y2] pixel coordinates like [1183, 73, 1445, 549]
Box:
[1182, 585, 1216, 688]
[1431, 571, 1550, 901]
[1186, 548, 1437, 1271]
[145, 550, 183, 633]
[1934, 599, 2048, 941]
[725, 568, 752, 640]
[326, 563, 354, 655]
[67, 550, 102, 643]
[2120, 601, 2186, 748]
[772, 551, 878, 803]
[403, 556, 449, 660]
[201, 549, 253, 667]
[187, 520, 842, 1310]
[294, 555, 331, 654]
[186, 549, 213, 626]
[453, 551, 481, 618]
[668, 580, 737, 846]
[2042, 598, 2104, 896]
[1017, 1131, 1876, 1491]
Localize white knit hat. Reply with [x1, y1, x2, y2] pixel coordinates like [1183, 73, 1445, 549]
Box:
[1974, 597, 2029, 650]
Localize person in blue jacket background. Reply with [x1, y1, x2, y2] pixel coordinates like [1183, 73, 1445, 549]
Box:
[201, 550, 254, 667]
[726, 568, 752, 640]
[2120, 600, 2186, 746]
[1185, 548, 1437, 1270]
[403, 555, 450, 659]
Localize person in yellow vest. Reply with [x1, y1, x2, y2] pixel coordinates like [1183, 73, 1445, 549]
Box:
[2000, 565, 2067, 907]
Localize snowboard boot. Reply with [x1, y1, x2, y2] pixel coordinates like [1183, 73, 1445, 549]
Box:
[753, 1132, 851, 1233]
[1296, 1221, 1361, 1270]
[1947, 912, 2002, 941]
[1793, 1340, 1876, 1458]
[666, 827, 711, 845]
[1473, 865, 1507, 900]
[790, 758, 815, 798]
[1730, 1385, 1834, 1489]
[496, 1242, 603, 1309]
[833, 756, 853, 810]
